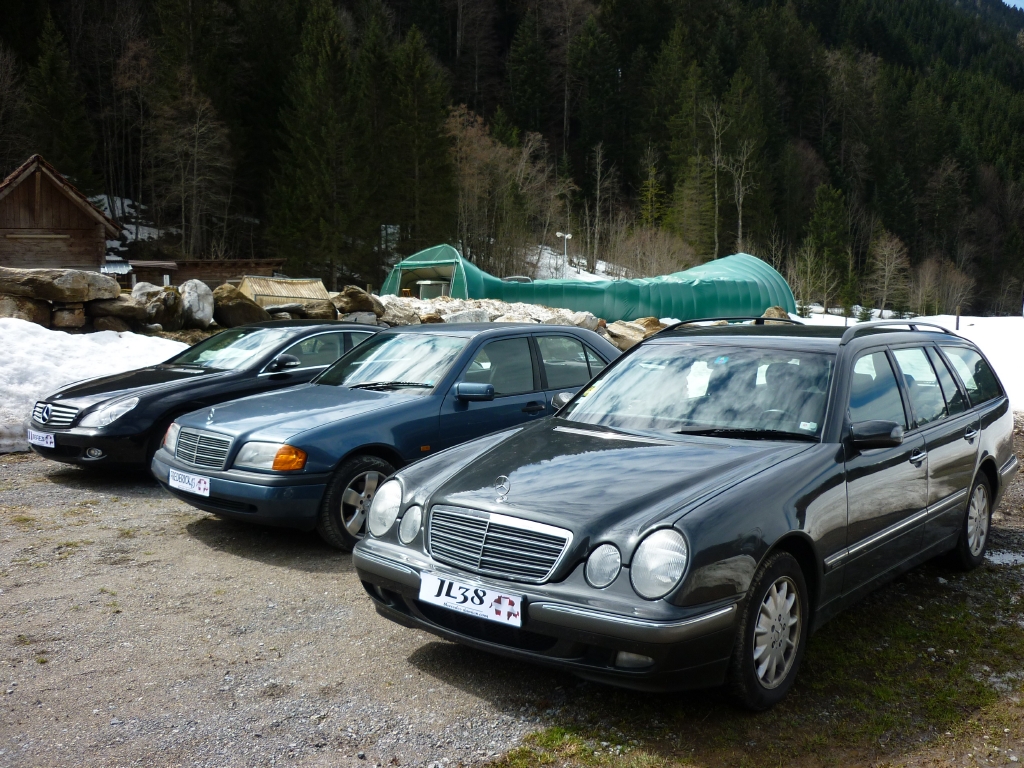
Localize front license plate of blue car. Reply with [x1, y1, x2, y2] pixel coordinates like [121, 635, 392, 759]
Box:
[418, 572, 523, 627]
[168, 468, 211, 497]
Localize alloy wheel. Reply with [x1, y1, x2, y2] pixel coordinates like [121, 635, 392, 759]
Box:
[340, 470, 384, 538]
[967, 483, 990, 557]
[753, 576, 801, 689]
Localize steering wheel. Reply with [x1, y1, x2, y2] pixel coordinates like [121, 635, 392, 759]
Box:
[758, 408, 792, 425]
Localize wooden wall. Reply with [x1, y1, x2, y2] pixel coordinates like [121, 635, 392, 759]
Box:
[0, 171, 105, 270]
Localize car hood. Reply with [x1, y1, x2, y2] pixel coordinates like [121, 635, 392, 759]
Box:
[48, 365, 236, 409]
[429, 419, 812, 561]
[175, 383, 423, 442]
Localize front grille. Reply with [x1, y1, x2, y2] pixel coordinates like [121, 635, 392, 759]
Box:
[174, 428, 232, 470]
[427, 505, 571, 583]
[32, 401, 79, 428]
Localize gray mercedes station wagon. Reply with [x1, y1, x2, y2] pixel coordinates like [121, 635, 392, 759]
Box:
[353, 320, 1018, 709]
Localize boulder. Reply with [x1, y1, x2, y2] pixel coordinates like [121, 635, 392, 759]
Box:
[441, 308, 490, 324]
[94, 316, 132, 333]
[180, 279, 214, 329]
[145, 286, 184, 331]
[379, 300, 420, 327]
[0, 266, 120, 303]
[634, 316, 667, 339]
[419, 312, 445, 323]
[264, 303, 305, 316]
[270, 312, 293, 320]
[339, 311, 379, 325]
[604, 320, 646, 351]
[85, 295, 148, 322]
[569, 310, 600, 332]
[332, 285, 384, 317]
[141, 323, 163, 334]
[52, 303, 87, 329]
[299, 299, 337, 320]
[493, 312, 539, 324]
[131, 282, 163, 303]
[212, 283, 271, 327]
[0, 294, 50, 326]
[761, 305, 790, 320]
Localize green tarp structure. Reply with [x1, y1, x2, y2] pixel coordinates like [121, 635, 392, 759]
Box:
[380, 244, 796, 322]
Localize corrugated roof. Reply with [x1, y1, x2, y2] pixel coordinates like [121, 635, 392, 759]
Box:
[238, 275, 331, 306]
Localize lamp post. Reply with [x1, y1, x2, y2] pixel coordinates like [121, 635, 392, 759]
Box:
[556, 231, 572, 276]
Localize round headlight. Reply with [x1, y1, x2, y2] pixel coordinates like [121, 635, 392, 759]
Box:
[585, 543, 621, 588]
[368, 479, 402, 537]
[398, 505, 423, 544]
[630, 529, 689, 600]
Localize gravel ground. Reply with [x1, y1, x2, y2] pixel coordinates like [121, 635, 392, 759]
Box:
[1, 417, 1022, 768]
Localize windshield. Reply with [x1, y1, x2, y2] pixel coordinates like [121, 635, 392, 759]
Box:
[316, 333, 469, 389]
[562, 343, 834, 440]
[168, 328, 295, 370]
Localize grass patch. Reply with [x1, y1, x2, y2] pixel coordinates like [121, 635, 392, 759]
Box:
[117, 527, 136, 539]
[11, 515, 35, 525]
[99, 587, 116, 596]
[490, 563, 1024, 768]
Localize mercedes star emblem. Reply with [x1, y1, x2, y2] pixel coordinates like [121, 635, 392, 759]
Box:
[40, 404, 52, 424]
[494, 475, 511, 500]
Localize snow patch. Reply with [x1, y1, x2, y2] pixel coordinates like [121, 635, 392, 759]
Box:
[0, 319, 187, 453]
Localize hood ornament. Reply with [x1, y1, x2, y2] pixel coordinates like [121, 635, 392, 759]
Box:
[206, 407, 215, 423]
[40, 404, 52, 424]
[494, 475, 510, 502]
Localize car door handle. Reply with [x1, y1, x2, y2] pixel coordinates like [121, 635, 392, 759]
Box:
[964, 427, 979, 441]
[522, 402, 546, 414]
[910, 449, 927, 464]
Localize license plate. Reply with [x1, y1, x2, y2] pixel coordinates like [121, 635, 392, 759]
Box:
[168, 468, 211, 497]
[26, 429, 55, 448]
[418, 572, 523, 627]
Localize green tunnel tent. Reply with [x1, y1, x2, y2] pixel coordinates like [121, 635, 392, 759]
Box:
[380, 244, 796, 322]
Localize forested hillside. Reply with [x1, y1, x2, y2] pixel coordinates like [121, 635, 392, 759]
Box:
[2, 0, 1024, 314]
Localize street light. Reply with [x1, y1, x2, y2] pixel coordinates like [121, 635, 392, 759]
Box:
[556, 231, 572, 276]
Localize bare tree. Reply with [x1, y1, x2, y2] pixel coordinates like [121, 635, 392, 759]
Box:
[866, 230, 910, 313]
[723, 138, 757, 251]
[0, 42, 26, 176]
[701, 100, 729, 258]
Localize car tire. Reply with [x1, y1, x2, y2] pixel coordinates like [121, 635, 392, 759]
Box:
[728, 550, 809, 710]
[951, 474, 992, 571]
[315, 455, 396, 551]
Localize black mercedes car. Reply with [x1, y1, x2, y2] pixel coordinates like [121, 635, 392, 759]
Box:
[353, 319, 1018, 709]
[27, 320, 378, 469]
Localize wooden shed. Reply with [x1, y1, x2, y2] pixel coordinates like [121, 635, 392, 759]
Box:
[0, 155, 120, 271]
[238, 275, 331, 307]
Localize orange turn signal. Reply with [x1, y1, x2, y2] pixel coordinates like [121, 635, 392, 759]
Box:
[272, 445, 307, 471]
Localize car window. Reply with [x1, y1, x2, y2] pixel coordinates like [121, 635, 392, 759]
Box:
[941, 346, 1002, 406]
[348, 331, 374, 350]
[849, 351, 907, 427]
[585, 346, 607, 377]
[317, 333, 468, 389]
[537, 336, 591, 389]
[169, 328, 294, 370]
[463, 338, 535, 396]
[281, 332, 347, 369]
[926, 347, 966, 416]
[562, 344, 834, 438]
[892, 347, 947, 427]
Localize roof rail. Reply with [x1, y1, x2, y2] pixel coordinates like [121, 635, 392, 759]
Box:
[838, 320, 957, 346]
[659, 316, 804, 334]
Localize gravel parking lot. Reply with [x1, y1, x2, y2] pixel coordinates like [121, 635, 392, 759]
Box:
[2, 419, 1023, 768]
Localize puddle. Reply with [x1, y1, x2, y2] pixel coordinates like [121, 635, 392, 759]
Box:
[985, 550, 1024, 566]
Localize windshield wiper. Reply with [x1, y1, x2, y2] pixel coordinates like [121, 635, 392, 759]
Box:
[348, 381, 433, 391]
[674, 427, 817, 442]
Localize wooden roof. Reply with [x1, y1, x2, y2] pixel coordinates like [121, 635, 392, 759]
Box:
[238, 276, 331, 306]
[0, 155, 121, 238]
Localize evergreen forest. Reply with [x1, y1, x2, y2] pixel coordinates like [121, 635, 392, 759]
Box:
[3, 0, 1024, 314]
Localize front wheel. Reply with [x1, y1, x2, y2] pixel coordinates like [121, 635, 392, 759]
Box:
[315, 455, 395, 551]
[728, 551, 808, 710]
[951, 475, 992, 571]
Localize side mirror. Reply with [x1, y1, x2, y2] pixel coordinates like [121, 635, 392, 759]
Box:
[850, 420, 904, 449]
[269, 353, 302, 372]
[455, 382, 495, 402]
[552, 391, 574, 409]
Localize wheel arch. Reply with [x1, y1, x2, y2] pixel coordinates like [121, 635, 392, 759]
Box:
[977, 455, 999, 497]
[762, 532, 821, 626]
[332, 443, 405, 474]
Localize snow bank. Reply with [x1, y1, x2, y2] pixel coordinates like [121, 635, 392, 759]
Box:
[0, 319, 187, 453]
[532, 245, 618, 283]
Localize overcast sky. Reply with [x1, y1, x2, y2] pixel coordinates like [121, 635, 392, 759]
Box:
[1006, 0, 1024, 8]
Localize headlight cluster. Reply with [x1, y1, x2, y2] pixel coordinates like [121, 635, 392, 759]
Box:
[368, 479, 403, 537]
[584, 529, 689, 599]
[234, 442, 307, 471]
[79, 397, 139, 427]
[163, 423, 181, 451]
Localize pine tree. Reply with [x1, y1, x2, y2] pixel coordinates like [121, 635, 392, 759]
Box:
[26, 12, 97, 190]
[507, 11, 550, 135]
[268, 0, 354, 284]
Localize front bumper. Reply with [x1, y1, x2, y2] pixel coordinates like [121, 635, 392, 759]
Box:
[354, 537, 739, 692]
[151, 450, 329, 531]
[28, 425, 151, 467]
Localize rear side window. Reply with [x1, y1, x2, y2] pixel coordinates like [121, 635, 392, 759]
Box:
[941, 346, 1002, 406]
[892, 347, 946, 427]
[849, 351, 907, 427]
[926, 347, 966, 416]
[585, 346, 607, 377]
[537, 336, 591, 389]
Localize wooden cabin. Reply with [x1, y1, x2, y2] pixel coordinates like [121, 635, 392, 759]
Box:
[0, 155, 120, 271]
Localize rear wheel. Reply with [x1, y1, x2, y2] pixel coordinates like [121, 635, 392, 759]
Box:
[951, 475, 992, 571]
[315, 455, 395, 550]
[729, 551, 808, 710]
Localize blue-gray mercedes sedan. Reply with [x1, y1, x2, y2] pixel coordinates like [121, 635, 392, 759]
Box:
[151, 324, 619, 549]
